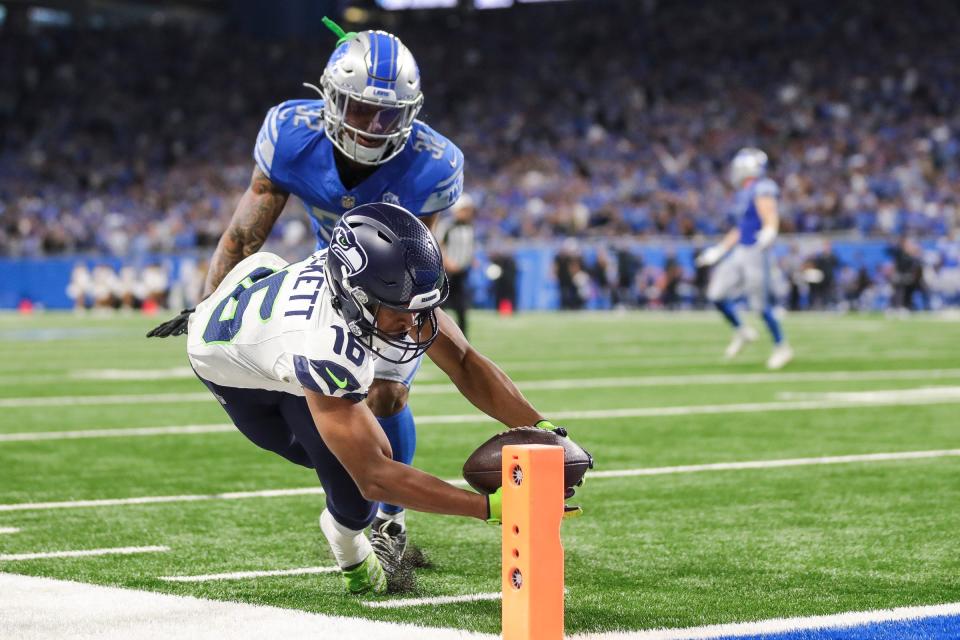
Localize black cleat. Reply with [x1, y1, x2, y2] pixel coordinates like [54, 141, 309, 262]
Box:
[370, 517, 406, 577]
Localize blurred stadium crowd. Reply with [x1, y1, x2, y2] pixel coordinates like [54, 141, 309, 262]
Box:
[2, 0, 959, 309]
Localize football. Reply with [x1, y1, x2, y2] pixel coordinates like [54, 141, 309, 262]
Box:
[461, 426, 593, 494]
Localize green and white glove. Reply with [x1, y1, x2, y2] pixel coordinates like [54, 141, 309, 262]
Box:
[485, 487, 503, 525]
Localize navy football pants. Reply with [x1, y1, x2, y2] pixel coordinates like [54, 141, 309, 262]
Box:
[197, 375, 377, 531]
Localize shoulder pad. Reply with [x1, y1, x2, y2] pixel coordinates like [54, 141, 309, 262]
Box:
[754, 178, 780, 198]
[291, 323, 372, 402]
[407, 122, 464, 215]
[253, 99, 326, 186]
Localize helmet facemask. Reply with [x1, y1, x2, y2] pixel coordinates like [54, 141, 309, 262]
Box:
[326, 257, 448, 365]
[316, 75, 422, 167]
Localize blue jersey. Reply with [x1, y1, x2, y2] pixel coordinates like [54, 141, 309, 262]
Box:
[253, 99, 464, 248]
[734, 177, 779, 246]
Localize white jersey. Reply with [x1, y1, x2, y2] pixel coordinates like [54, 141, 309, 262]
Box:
[187, 251, 374, 401]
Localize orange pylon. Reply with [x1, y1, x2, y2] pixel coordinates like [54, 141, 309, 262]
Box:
[501, 444, 564, 640]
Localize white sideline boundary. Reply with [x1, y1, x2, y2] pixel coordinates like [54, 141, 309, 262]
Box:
[5, 385, 960, 444]
[0, 572, 496, 640]
[4, 367, 960, 408]
[0, 545, 169, 561]
[1, 448, 957, 513]
[571, 601, 960, 639]
[160, 566, 339, 582]
[363, 592, 502, 609]
[0, 526, 20, 534]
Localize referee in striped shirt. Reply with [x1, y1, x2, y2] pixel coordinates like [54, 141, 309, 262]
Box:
[436, 194, 477, 337]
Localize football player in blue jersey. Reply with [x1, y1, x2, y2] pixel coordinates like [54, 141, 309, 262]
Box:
[696, 148, 794, 370]
[148, 21, 464, 568]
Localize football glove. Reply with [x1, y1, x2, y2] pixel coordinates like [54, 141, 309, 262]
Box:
[695, 244, 726, 267]
[535, 419, 594, 487]
[145, 308, 194, 338]
[756, 226, 777, 249]
[484, 487, 583, 525]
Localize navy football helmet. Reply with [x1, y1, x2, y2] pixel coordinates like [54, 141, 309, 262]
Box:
[325, 202, 449, 364]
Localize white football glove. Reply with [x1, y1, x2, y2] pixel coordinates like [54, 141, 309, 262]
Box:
[695, 245, 726, 267]
[756, 226, 777, 250]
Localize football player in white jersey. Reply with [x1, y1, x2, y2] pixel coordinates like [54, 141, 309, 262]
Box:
[697, 148, 793, 370]
[188, 203, 583, 595]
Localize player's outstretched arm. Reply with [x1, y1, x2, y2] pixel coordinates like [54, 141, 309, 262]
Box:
[305, 389, 489, 520]
[202, 166, 289, 298]
[426, 309, 543, 429]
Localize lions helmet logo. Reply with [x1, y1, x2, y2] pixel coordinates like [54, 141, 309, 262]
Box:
[330, 225, 368, 275]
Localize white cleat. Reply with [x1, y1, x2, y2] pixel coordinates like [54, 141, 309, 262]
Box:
[724, 326, 758, 360]
[766, 343, 794, 370]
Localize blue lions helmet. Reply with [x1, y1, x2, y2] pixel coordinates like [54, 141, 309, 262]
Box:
[310, 31, 423, 167]
[325, 202, 448, 364]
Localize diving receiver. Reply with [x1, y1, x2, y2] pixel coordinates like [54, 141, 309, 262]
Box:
[187, 203, 581, 594]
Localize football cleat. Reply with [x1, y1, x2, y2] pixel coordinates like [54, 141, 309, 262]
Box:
[724, 325, 758, 359]
[370, 516, 406, 576]
[766, 343, 795, 370]
[341, 552, 387, 595]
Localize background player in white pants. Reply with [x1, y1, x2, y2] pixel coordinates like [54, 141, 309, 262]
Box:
[697, 148, 794, 370]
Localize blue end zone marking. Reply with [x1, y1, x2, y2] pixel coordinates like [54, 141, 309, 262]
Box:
[713, 613, 960, 640]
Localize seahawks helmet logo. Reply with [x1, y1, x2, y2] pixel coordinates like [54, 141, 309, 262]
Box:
[330, 225, 368, 275]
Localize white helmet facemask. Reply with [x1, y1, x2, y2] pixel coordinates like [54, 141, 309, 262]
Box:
[310, 30, 424, 167]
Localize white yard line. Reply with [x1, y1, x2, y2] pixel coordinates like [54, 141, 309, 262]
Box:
[0, 545, 169, 561]
[0, 424, 234, 442]
[0, 572, 496, 640]
[572, 601, 960, 639]
[0, 392, 212, 408]
[413, 368, 960, 395]
[0, 526, 20, 534]
[0, 487, 326, 512]
[71, 367, 196, 381]
[588, 449, 960, 479]
[160, 566, 339, 583]
[5, 368, 960, 408]
[363, 592, 502, 609]
[7, 379, 960, 444]
[776, 386, 960, 402]
[2, 448, 957, 513]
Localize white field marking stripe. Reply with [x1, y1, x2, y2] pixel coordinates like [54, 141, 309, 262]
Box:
[0, 487, 327, 512]
[776, 386, 960, 402]
[0, 572, 498, 640]
[363, 592, 502, 609]
[412, 368, 960, 395]
[0, 424, 235, 442]
[5, 387, 960, 444]
[160, 566, 339, 583]
[0, 526, 20, 534]
[0, 545, 169, 561]
[71, 367, 196, 381]
[7, 367, 960, 409]
[416, 392, 960, 424]
[0, 392, 211, 408]
[588, 449, 960, 479]
[2, 448, 957, 513]
[573, 601, 960, 639]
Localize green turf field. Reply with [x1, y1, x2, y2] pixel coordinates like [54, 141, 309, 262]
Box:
[0, 311, 959, 635]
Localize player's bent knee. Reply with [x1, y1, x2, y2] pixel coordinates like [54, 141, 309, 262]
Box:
[366, 380, 409, 418]
[328, 500, 378, 531]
